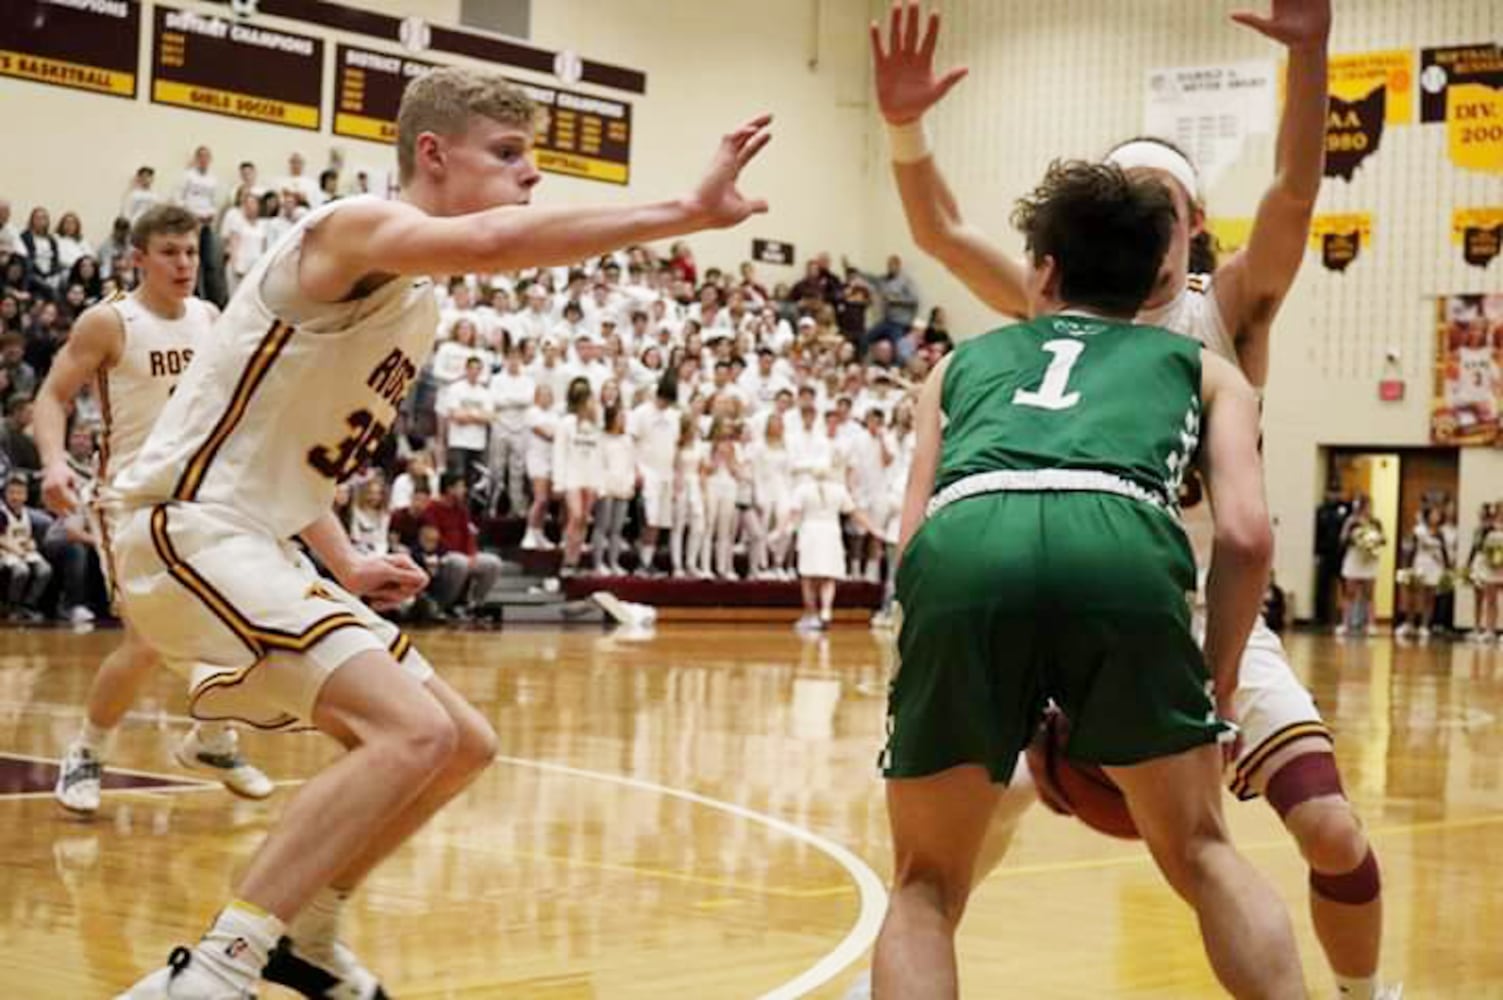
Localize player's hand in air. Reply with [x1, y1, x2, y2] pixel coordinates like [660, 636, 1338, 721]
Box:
[870, 0, 969, 125]
[1231, 0, 1331, 50]
[345, 553, 430, 610]
[686, 114, 773, 228]
[41, 460, 81, 517]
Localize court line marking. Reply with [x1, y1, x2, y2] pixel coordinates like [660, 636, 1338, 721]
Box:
[496, 755, 887, 1000]
[496, 847, 852, 899]
[0, 748, 216, 785]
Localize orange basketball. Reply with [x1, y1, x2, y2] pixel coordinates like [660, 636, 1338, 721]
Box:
[1025, 708, 1140, 840]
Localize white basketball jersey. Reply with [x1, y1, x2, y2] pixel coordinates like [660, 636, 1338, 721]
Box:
[1136, 274, 1233, 574]
[117, 198, 438, 539]
[97, 293, 213, 499]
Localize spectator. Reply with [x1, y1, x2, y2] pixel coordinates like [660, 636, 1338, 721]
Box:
[19, 207, 63, 289]
[628, 376, 679, 574]
[390, 451, 439, 512]
[924, 305, 953, 351]
[0, 395, 39, 480]
[790, 464, 873, 632]
[220, 191, 267, 295]
[280, 152, 322, 208]
[121, 166, 161, 224]
[437, 356, 493, 490]
[1468, 502, 1503, 642]
[590, 403, 634, 574]
[703, 416, 741, 579]
[1, 255, 48, 308]
[24, 300, 68, 376]
[349, 477, 394, 556]
[1, 335, 37, 403]
[230, 160, 265, 208]
[432, 318, 494, 384]
[553, 377, 601, 575]
[522, 383, 558, 549]
[423, 473, 503, 616]
[671, 411, 708, 578]
[318, 169, 340, 204]
[0, 198, 19, 256]
[486, 347, 535, 517]
[849, 407, 893, 582]
[67, 257, 103, 305]
[1, 474, 51, 621]
[42, 426, 103, 624]
[848, 253, 921, 348]
[1403, 505, 1453, 640]
[175, 145, 227, 305]
[96, 217, 133, 281]
[54, 212, 92, 275]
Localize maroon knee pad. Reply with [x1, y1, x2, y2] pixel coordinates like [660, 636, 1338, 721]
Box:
[1264, 750, 1344, 818]
[1310, 847, 1381, 905]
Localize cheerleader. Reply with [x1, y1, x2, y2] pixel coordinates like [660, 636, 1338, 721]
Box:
[790, 461, 875, 632]
[1468, 503, 1502, 642]
[521, 384, 558, 550]
[703, 417, 741, 579]
[752, 411, 794, 579]
[553, 377, 602, 575]
[670, 413, 708, 578]
[1403, 506, 1452, 640]
[1337, 495, 1384, 638]
[590, 403, 635, 575]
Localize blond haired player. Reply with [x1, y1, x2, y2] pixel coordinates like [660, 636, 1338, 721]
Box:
[112, 67, 772, 1000]
[867, 2, 1397, 999]
[35, 205, 274, 814]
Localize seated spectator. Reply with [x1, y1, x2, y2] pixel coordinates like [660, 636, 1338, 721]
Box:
[2, 254, 51, 307]
[1, 474, 51, 621]
[43, 461, 103, 625]
[2, 335, 37, 403]
[96, 217, 134, 282]
[54, 212, 93, 275]
[0, 395, 39, 482]
[67, 256, 103, 305]
[423, 474, 504, 616]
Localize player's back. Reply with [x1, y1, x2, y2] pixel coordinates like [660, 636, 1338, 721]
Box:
[115, 197, 438, 539]
[933, 312, 1202, 514]
[96, 291, 212, 500]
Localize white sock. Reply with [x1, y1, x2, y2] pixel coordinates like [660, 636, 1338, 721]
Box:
[1336, 975, 1377, 999]
[288, 886, 350, 961]
[77, 719, 112, 756]
[193, 721, 238, 754]
[196, 900, 284, 984]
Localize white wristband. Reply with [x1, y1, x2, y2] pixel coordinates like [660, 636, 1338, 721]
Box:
[886, 119, 932, 164]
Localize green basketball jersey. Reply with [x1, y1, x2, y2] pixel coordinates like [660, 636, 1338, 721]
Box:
[936, 313, 1202, 506]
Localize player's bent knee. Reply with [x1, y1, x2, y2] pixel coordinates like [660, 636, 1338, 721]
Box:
[382, 710, 460, 779]
[1309, 847, 1381, 905]
[451, 715, 498, 775]
[1267, 752, 1369, 873]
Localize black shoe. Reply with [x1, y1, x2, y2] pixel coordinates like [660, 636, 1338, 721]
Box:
[263, 936, 390, 999]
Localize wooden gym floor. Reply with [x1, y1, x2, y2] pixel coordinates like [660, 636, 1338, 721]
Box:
[0, 624, 1500, 997]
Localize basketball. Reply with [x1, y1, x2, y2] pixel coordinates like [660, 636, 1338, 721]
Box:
[1025, 708, 1140, 840]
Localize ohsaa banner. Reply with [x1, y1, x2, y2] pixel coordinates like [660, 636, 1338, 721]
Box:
[1325, 85, 1386, 180]
[1309, 213, 1372, 272]
[1452, 208, 1503, 269]
[1430, 294, 1503, 447]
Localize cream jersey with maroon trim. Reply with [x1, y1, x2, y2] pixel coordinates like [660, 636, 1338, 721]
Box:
[116, 197, 438, 539]
[1136, 273, 1236, 573]
[96, 292, 213, 506]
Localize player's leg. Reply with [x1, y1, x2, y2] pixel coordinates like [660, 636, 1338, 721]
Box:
[1106, 745, 1306, 999]
[1250, 737, 1384, 998]
[969, 757, 1037, 883]
[266, 672, 496, 996]
[873, 765, 1001, 999]
[121, 650, 459, 999]
[818, 578, 836, 624]
[56, 623, 161, 813]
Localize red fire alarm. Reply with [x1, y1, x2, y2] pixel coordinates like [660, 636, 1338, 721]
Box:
[1378, 378, 1405, 401]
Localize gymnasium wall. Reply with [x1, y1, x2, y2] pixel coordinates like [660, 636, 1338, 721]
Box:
[0, 0, 870, 287]
[860, 0, 1503, 619]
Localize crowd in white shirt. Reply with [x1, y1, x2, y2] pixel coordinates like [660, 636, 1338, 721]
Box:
[414, 245, 951, 587]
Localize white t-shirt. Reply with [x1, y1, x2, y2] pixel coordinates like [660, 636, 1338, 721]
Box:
[526, 405, 557, 473]
[121, 188, 162, 224]
[438, 379, 493, 451]
[431, 342, 496, 385]
[488, 369, 536, 434]
[220, 209, 267, 276]
[56, 235, 92, 273]
[177, 168, 220, 221]
[628, 401, 680, 477]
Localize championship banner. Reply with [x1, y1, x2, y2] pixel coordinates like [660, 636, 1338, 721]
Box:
[1452, 208, 1503, 269]
[513, 80, 633, 186]
[1144, 61, 1276, 193]
[1324, 85, 1386, 180]
[1330, 50, 1415, 124]
[1422, 44, 1503, 175]
[0, 0, 139, 99]
[334, 45, 434, 144]
[1430, 294, 1503, 446]
[1308, 213, 1372, 272]
[151, 6, 323, 131]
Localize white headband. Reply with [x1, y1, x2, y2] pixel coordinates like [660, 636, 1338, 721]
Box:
[1106, 141, 1199, 201]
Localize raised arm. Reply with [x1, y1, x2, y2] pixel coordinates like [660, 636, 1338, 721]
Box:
[872, 1, 1030, 318]
[35, 304, 123, 515]
[300, 116, 772, 302]
[1197, 351, 1274, 722]
[896, 351, 951, 558]
[1214, 0, 1331, 385]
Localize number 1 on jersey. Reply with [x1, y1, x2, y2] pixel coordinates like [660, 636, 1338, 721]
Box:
[1013, 339, 1084, 411]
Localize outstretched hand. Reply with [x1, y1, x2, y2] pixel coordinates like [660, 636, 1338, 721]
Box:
[870, 0, 969, 125]
[1230, 0, 1331, 49]
[686, 114, 773, 229]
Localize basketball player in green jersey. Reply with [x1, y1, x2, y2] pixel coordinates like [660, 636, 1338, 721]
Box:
[874, 159, 1303, 998]
[872, 4, 1396, 999]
